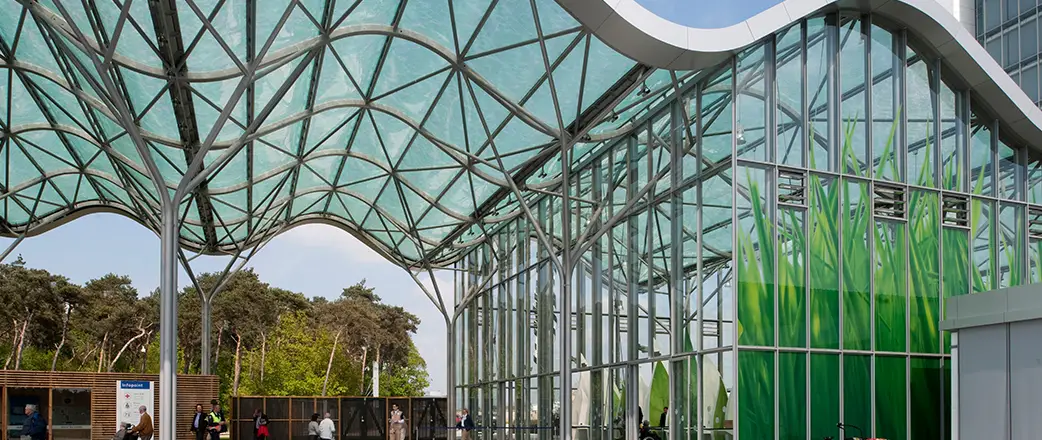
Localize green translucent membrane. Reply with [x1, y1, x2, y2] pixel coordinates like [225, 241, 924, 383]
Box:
[810, 354, 840, 440]
[875, 220, 907, 353]
[843, 179, 872, 350]
[737, 350, 773, 439]
[778, 352, 807, 440]
[778, 208, 807, 348]
[875, 355, 907, 440]
[910, 357, 943, 440]
[942, 227, 970, 353]
[737, 166, 774, 347]
[909, 190, 940, 354]
[809, 174, 840, 349]
[844, 355, 871, 438]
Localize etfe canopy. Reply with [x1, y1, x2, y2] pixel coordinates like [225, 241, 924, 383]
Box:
[0, 0, 661, 267]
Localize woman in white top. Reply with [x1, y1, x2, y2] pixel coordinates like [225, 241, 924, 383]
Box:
[308, 413, 320, 440]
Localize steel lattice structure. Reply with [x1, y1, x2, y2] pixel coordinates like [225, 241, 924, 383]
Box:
[0, 0, 670, 268]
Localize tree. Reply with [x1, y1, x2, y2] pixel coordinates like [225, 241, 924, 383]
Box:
[379, 343, 430, 396]
[0, 258, 432, 398]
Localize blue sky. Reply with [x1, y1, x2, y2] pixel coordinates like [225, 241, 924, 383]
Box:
[635, 0, 783, 28]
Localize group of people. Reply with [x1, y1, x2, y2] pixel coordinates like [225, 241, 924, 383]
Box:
[191, 400, 228, 440]
[303, 404, 408, 440]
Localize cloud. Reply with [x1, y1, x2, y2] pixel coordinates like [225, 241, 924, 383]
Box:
[282, 224, 387, 264]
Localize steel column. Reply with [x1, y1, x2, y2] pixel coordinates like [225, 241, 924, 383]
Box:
[446, 316, 456, 428]
[159, 202, 179, 440]
[200, 298, 212, 375]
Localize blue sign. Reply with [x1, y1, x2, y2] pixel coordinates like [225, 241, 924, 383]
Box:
[119, 381, 151, 389]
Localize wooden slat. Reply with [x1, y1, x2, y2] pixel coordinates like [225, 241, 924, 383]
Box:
[0, 371, 218, 440]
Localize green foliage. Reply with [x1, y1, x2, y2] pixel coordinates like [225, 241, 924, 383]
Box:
[0, 260, 431, 399]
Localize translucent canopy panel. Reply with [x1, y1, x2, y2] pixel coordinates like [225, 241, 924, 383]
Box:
[0, 0, 644, 266]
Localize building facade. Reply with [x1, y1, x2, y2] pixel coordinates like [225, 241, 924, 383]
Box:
[977, 0, 1042, 104]
[451, 7, 1042, 440]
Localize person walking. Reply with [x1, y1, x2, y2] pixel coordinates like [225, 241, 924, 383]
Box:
[130, 406, 154, 440]
[207, 401, 227, 440]
[389, 404, 406, 440]
[455, 409, 474, 440]
[191, 404, 206, 440]
[318, 412, 336, 440]
[20, 404, 46, 440]
[252, 409, 263, 440]
[308, 413, 320, 440]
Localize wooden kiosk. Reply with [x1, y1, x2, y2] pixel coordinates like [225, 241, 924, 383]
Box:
[0, 371, 218, 440]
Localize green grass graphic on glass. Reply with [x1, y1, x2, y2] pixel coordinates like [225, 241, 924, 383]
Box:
[736, 168, 774, 347]
[738, 350, 774, 439]
[809, 173, 840, 349]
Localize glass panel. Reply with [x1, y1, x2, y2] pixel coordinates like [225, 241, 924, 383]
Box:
[840, 17, 869, 176]
[843, 178, 872, 350]
[736, 44, 769, 161]
[909, 190, 940, 354]
[776, 24, 804, 167]
[778, 208, 806, 348]
[737, 350, 773, 439]
[875, 220, 907, 353]
[910, 357, 943, 440]
[939, 82, 964, 192]
[810, 353, 840, 440]
[972, 199, 995, 292]
[52, 389, 90, 440]
[997, 203, 1025, 287]
[970, 111, 993, 196]
[809, 174, 840, 349]
[736, 166, 773, 347]
[7, 388, 49, 440]
[807, 17, 831, 170]
[843, 355, 872, 440]
[997, 139, 1019, 200]
[875, 355, 908, 440]
[906, 49, 936, 187]
[871, 23, 901, 182]
[778, 352, 807, 440]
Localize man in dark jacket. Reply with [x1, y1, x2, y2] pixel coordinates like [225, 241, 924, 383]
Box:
[21, 404, 47, 440]
[191, 404, 206, 440]
[455, 409, 475, 440]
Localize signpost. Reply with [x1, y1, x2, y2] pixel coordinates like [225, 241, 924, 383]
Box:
[117, 381, 154, 431]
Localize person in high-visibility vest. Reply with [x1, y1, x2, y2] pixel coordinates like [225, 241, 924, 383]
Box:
[207, 401, 226, 440]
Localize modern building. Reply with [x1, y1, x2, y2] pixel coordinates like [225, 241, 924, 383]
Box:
[2, 1, 1042, 440]
[976, 0, 1042, 104]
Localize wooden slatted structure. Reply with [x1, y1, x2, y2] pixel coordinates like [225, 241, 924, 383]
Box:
[230, 397, 447, 440]
[0, 371, 219, 440]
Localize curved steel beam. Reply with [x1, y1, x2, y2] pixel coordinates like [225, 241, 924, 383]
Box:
[557, 0, 1042, 146]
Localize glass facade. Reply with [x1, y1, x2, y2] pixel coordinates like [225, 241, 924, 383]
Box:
[452, 11, 1042, 440]
[977, 0, 1042, 104]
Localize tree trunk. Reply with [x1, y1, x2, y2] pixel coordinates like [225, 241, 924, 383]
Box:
[321, 331, 341, 396]
[141, 331, 152, 373]
[232, 333, 243, 396]
[372, 346, 380, 396]
[14, 313, 31, 370]
[359, 346, 368, 395]
[51, 305, 72, 371]
[4, 319, 19, 370]
[260, 332, 267, 384]
[97, 332, 109, 373]
[213, 328, 223, 373]
[109, 322, 148, 372]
